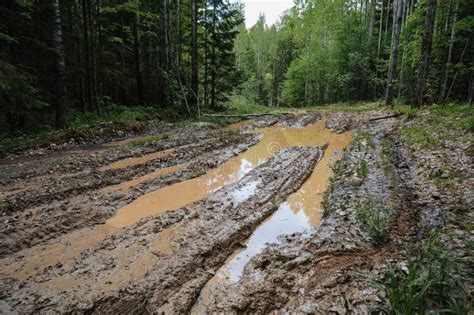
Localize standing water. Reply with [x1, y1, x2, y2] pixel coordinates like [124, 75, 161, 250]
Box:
[4, 118, 351, 287]
[192, 120, 352, 312]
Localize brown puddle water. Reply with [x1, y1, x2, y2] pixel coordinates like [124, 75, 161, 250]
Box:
[192, 122, 352, 312]
[106, 119, 346, 228]
[101, 149, 173, 171]
[4, 119, 351, 290]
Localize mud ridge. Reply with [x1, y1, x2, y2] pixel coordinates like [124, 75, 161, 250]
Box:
[0, 133, 257, 257]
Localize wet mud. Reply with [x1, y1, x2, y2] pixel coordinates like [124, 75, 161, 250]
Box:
[1, 110, 470, 313]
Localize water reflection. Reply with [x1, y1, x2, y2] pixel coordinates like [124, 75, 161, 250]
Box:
[107, 119, 351, 228]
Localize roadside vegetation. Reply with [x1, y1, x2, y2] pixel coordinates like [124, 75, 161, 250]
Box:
[356, 201, 390, 244]
[0, 105, 160, 156]
[375, 232, 468, 314]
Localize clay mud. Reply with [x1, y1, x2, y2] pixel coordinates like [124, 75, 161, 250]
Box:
[1, 110, 470, 313]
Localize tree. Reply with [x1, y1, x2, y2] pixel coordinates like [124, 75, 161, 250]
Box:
[202, 0, 243, 109]
[190, 0, 199, 112]
[439, 0, 459, 103]
[413, 0, 437, 107]
[52, 0, 67, 128]
[385, 0, 403, 107]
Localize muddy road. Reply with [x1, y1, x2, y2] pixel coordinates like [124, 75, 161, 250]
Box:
[0, 110, 472, 313]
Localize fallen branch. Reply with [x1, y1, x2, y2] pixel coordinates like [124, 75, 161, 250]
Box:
[369, 113, 401, 122]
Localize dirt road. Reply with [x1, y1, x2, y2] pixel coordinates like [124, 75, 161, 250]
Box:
[0, 110, 471, 313]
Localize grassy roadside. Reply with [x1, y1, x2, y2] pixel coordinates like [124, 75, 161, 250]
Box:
[381, 102, 473, 313]
[1, 101, 470, 158]
[0, 106, 160, 157]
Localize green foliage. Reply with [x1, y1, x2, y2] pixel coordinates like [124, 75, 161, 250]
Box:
[356, 201, 390, 244]
[68, 105, 157, 129]
[225, 95, 273, 115]
[201, 0, 244, 108]
[375, 232, 467, 313]
[400, 103, 472, 152]
[233, 0, 473, 107]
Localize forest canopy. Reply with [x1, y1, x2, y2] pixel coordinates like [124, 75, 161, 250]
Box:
[0, 0, 473, 131]
[236, 0, 473, 107]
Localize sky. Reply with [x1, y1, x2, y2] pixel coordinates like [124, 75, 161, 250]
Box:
[240, 0, 294, 28]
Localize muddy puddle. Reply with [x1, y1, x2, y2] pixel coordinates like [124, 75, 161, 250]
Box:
[6, 119, 351, 287]
[192, 122, 352, 311]
[107, 119, 348, 228]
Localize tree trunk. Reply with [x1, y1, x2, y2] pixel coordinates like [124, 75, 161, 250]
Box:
[377, 0, 385, 58]
[384, 0, 392, 43]
[87, 0, 98, 112]
[385, 0, 403, 107]
[163, 0, 169, 70]
[211, 1, 216, 109]
[52, 0, 68, 128]
[439, 0, 458, 103]
[81, 0, 91, 110]
[368, 0, 376, 39]
[190, 0, 199, 108]
[133, 9, 143, 105]
[176, 0, 182, 67]
[95, 0, 103, 104]
[413, 0, 436, 107]
[374, 0, 385, 98]
[204, 4, 208, 108]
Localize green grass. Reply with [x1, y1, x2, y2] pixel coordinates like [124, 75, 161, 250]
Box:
[68, 105, 158, 128]
[224, 102, 274, 115]
[312, 101, 380, 113]
[354, 131, 375, 150]
[224, 97, 380, 115]
[380, 138, 395, 174]
[356, 201, 390, 244]
[374, 232, 467, 314]
[400, 125, 439, 149]
[394, 103, 419, 120]
[0, 105, 159, 156]
[356, 160, 369, 181]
